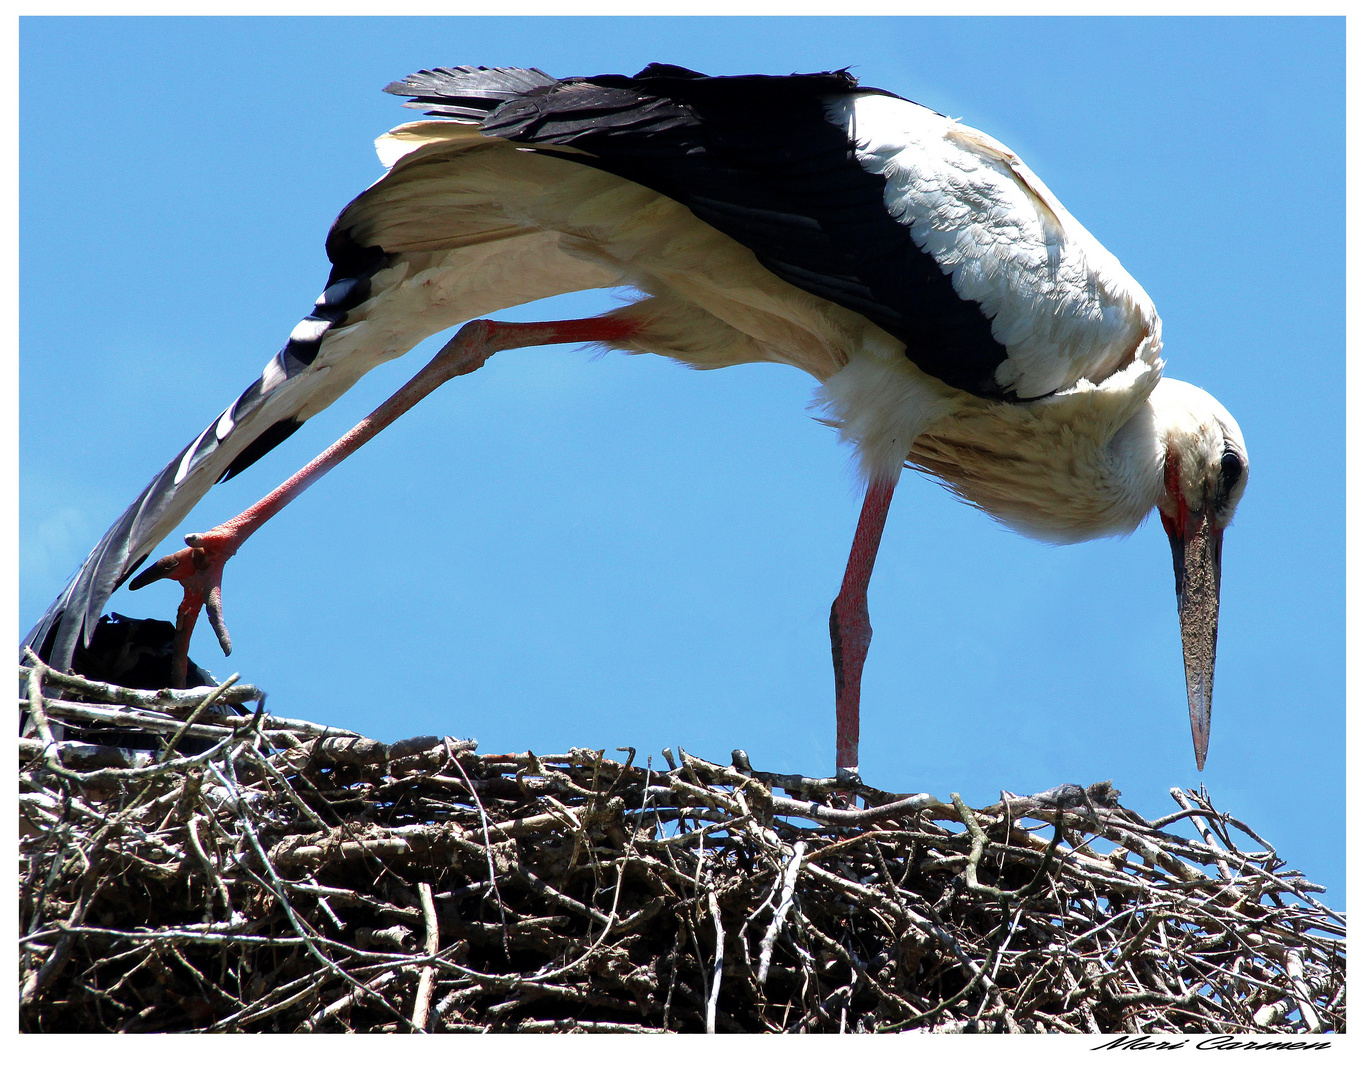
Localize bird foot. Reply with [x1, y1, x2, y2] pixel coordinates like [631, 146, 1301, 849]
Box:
[129, 526, 242, 687]
[827, 782, 862, 811]
[835, 764, 862, 784]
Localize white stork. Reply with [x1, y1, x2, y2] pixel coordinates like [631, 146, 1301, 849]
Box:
[24, 64, 1248, 774]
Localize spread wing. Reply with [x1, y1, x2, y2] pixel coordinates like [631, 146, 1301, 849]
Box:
[388, 63, 1160, 401]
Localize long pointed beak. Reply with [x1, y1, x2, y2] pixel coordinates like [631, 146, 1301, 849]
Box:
[1165, 510, 1224, 770]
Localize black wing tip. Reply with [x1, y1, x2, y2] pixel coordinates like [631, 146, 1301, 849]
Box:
[216, 417, 305, 484]
[631, 63, 706, 81]
[383, 65, 559, 106]
[383, 64, 866, 117]
[21, 609, 62, 667]
[629, 62, 859, 85]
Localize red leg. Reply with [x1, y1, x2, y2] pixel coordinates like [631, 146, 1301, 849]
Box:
[830, 476, 898, 779]
[130, 315, 637, 686]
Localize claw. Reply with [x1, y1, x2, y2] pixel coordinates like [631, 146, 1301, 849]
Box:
[129, 547, 200, 591]
[203, 579, 232, 655]
[128, 527, 240, 687]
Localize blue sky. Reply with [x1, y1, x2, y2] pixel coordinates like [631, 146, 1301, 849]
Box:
[20, 17, 1344, 907]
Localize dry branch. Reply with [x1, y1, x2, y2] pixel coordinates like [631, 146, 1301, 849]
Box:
[18, 661, 1345, 1034]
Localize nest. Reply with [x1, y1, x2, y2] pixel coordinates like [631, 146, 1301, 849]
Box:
[20, 658, 1345, 1034]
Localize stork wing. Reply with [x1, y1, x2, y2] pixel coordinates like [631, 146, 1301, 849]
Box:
[25, 91, 653, 673]
[387, 63, 1160, 401]
[22, 262, 383, 671]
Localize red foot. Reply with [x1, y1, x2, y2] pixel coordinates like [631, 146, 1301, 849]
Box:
[129, 527, 242, 688]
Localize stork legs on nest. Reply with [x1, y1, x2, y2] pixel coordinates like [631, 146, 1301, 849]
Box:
[829, 477, 896, 781]
[130, 316, 894, 778]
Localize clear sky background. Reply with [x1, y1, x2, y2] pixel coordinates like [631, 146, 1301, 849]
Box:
[20, 17, 1344, 908]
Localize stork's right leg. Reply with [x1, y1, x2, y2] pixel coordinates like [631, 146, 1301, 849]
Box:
[129, 316, 637, 687]
[829, 476, 898, 780]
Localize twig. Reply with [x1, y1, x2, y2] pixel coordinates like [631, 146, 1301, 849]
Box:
[450, 751, 510, 958]
[758, 841, 805, 987]
[411, 883, 440, 1032]
[705, 886, 725, 1035]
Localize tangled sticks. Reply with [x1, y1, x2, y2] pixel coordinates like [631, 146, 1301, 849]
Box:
[19, 659, 1344, 1034]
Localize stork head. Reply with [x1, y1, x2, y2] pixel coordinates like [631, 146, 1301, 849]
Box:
[1150, 379, 1249, 769]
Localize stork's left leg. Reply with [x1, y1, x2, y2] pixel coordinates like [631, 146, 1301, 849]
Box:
[129, 316, 636, 687]
[829, 476, 898, 780]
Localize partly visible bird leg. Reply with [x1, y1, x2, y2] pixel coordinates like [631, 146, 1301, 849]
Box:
[829, 477, 898, 780]
[129, 316, 637, 687]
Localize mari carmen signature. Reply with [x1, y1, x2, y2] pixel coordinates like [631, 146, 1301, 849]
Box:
[1094, 1034, 1331, 1051]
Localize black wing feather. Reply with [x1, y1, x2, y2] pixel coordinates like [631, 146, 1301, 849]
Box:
[385, 65, 1009, 398]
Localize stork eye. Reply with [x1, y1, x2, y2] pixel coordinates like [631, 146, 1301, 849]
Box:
[1219, 444, 1244, 498]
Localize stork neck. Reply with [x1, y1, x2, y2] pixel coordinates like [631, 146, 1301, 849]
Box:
[1104, 397, 1169, 532]
[904, 391, 1165, 543]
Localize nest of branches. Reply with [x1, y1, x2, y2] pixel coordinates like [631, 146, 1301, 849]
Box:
[20, 658, 1344, 1034]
